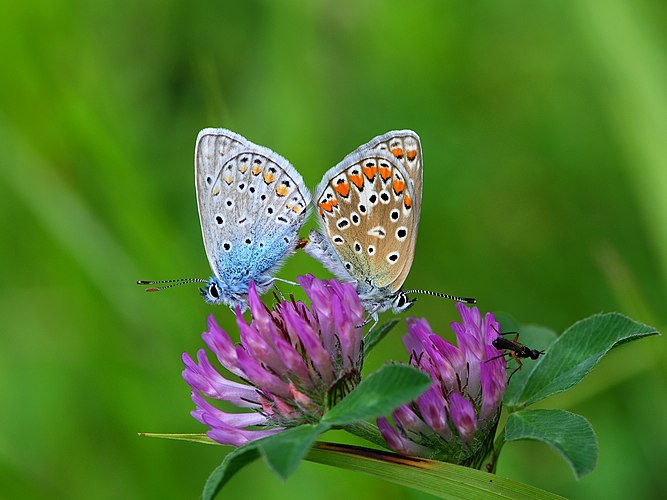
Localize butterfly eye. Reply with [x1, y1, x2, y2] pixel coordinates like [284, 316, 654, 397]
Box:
[392, 293, 415, 313]
[208, 284, 219, 299]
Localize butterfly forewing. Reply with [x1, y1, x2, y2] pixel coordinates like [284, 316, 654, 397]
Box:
[359, 130, 422, 214]
[195, 130, 310, 296]
[195, 128, 248, 202]
[313, 150, 417, 292]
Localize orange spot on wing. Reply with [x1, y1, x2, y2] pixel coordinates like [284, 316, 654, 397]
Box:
[276, 185, 289, 197]
[239, 165, 248, 174]
[379, 167, 392, 181]
[319, 199, 338, 214]
[252, 165, 262, 175]
[349, 174, 364, 189]
[392, 180, 405, 195]
[263, 172, 275, 184]
[406, 150, 418, 161]
[391, 147, 404, 158]
[319, 200, 334, 213]
[335, 182, 351, 197]
[404, 195, 412, 209]
[363, 165, 377, 181]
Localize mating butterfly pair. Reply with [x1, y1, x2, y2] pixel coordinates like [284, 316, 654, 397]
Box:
[140, 129, 474, 319]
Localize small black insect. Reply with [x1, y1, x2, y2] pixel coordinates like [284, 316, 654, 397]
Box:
[487, 325, 545, 383]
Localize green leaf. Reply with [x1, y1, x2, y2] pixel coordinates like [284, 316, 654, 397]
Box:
[202, 444, 260, 500]
[200, 427, 328, 498]
[364, 319, 399, 356]
[323, 364, 431, 426]
[505, 409, 597, 479]
[502, 325, 558, 404]
[256, 424, 326, 479]
[506, 313, 658, 407]
[306, 442, 565, 499]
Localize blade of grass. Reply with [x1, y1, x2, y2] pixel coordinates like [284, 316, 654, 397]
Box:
[306, 442, 565, 499]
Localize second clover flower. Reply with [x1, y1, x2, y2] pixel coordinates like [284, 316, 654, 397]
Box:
[378, 303, 507, 467]
[182, 275, 365, 446]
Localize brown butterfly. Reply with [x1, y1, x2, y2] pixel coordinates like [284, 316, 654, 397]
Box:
[304, 130, 474, 325]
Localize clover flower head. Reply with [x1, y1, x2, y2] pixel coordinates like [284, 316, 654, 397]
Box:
[182, 275, 365, 446]
[378, 303, 507, 466]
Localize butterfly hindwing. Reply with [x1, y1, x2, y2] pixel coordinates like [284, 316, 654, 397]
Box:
[310, 149, 417, 292]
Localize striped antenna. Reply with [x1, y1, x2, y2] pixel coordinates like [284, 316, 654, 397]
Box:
[403, 289, 477, 304]
[136, 278, 207, 292]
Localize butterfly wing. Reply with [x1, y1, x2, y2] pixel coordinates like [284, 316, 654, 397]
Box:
[195, 129, 311, 299]
[195, 129, 250, 274]
[307, 149, 418, 293]
[356, 130, 423, 227]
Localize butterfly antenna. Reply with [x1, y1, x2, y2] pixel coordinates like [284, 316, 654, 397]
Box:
[136, 278, 207, 292]
[403, 289, 477, 304]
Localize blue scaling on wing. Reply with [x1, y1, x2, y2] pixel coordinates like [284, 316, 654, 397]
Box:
[195, 129, 311, 310]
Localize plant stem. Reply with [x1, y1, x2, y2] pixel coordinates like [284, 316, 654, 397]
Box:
[485, 430, 506, 474]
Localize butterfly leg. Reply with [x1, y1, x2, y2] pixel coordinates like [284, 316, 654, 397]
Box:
[358, 310, 380, 333]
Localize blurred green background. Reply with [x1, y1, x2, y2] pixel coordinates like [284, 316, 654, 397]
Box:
[1, 0, 666, 498]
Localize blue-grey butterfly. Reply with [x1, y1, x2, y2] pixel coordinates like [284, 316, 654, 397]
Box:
[139, 129, 311, 310]
[303, 130, 474, 323]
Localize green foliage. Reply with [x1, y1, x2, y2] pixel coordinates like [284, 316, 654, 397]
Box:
[495, 313, 658, 482]
[257, 425, 325, 479]
[506, 313, 659, 408]
[505, 410, 597, 479]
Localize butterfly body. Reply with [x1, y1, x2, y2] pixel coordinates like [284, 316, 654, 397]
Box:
[304, 130, 423, 320]
[195, 129, 311, 310]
